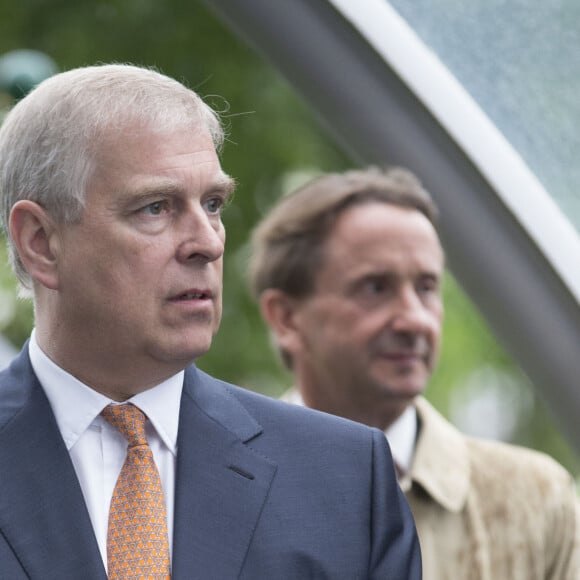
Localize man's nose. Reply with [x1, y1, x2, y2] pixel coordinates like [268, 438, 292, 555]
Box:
[390, 287, 434, 333]
[176, 209, 224, 264]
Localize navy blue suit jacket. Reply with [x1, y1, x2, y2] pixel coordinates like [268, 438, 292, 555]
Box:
[0, 346, 421, 579]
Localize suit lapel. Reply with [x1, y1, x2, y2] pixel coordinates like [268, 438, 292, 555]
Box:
[0, 349, 106, 580]
[172, 367, 277, 580]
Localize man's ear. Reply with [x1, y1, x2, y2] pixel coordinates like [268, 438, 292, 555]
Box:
[9, 200, 61, 290]
[259, 289, 304, 355]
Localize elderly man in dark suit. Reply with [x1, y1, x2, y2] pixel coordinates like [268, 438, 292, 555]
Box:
[0, 63, 421, 579]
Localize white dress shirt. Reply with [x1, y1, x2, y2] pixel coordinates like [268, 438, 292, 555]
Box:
[28, 330, 182, 571]
[282, 388, 417, 476]
[384, 404, 417, 476]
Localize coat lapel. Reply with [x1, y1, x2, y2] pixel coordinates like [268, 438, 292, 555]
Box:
[0, 348, 106, 580]
[172, 367, 277, 580]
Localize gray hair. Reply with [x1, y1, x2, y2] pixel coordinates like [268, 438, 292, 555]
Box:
[0, 63, 224, 291]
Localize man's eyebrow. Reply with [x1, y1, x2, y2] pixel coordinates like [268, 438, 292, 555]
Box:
[118, 174, 236, 204]
[112, 183, 178, 211]
[213, 173, 236, 200]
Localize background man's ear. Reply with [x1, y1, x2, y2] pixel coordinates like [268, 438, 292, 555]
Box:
[9, 200, 61, 290]
[259, 289, 304, 355]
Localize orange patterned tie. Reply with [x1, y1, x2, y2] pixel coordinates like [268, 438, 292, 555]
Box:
[101, 403, 171, 579]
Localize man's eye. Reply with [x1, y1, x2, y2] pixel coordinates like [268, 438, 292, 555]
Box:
[362, 278, 388, 295]
[205, 197, 224, 215]
[143, 201, 167, 216]
[417, 277, 439, 294]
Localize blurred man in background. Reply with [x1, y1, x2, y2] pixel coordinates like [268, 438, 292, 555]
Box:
[249, 166, 579, 580]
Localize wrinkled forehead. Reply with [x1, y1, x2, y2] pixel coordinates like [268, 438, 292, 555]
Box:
[86, 115, 219, 179]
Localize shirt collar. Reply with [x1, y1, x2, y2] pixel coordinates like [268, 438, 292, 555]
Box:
[384, 405, 417, 475]
[29, 329, 182, 454]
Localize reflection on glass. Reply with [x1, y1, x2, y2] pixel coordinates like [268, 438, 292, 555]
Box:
[389, 0, 580, 233]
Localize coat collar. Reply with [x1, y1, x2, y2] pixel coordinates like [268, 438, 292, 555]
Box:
[401, 396, 470, 512]
[171, 366, 277, 580]
[0, 345, 107, 580]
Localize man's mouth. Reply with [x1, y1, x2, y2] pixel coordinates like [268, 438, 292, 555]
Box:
[384, 351, 421, 360]
[178, 291, 208, 300]
[171, 289, 212, 301]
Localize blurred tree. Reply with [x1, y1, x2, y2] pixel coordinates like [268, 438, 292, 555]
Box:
[0, 0, 577, 476]
[0, 49, 58, 100]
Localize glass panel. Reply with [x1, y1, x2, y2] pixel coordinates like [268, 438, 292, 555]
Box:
[388, 0, 580, 233]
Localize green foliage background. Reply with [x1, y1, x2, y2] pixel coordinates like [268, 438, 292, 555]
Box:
[0, 0, 577, 476]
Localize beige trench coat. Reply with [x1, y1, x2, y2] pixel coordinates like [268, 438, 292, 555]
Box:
[403, 397, 579, 580]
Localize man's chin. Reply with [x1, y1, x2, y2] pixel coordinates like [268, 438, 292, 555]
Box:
[153, 336, 213, 366]
[375, 379, 426, 401]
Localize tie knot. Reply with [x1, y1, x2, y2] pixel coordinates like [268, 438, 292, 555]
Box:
[101, 403, 148, 447]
